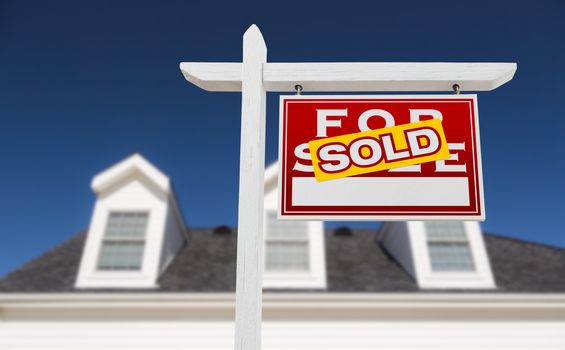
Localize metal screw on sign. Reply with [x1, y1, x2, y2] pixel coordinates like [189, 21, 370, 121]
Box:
[295, 84, 303, 95]
[453, 84, 461, 95]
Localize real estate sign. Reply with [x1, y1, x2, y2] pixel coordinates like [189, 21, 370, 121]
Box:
[278, 95, 484, 221]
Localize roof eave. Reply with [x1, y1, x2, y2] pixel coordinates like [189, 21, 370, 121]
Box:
[2, 292, 565, 306]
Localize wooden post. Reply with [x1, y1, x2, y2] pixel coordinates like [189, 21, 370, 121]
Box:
[234, 24, 267, 350]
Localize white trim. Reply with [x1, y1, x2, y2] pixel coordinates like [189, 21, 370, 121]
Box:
[91, 154, 170, 195]
[1, 293, 565, 310]
[75, 200, 160, 289]
[2, 293, 564, 321]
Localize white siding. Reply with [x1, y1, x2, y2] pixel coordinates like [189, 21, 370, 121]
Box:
[380, 222, 416, 278]
[159, 200, 186, 274]
[1, 320, 564, 349]
[2, 295, 564, 349]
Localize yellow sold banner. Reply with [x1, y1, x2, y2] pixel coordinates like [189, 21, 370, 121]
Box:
[309, 119, 451, 182]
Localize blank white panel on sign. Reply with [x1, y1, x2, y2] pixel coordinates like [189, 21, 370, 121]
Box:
[292, 177, 470, 206]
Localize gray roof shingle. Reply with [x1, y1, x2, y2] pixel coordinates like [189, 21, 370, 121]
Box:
[0, 227, 564, 293]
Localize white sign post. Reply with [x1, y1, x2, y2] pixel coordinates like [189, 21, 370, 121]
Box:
[234, 26, 266, 350]
[180, 24, 516, 350]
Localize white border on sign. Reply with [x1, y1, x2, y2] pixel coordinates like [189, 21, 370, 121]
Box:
[277, 94, 485, 221]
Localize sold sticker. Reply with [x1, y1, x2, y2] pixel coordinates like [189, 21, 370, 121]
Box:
[308, 119, 450, 182]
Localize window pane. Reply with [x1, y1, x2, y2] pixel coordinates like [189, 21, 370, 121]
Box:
[105, 212, 148, 239]
[97, 211, 148, 271]
[98, 241, 144, 270]
[265, 241, 309, 272]
[425, 221, 467, 242]
[266, 212, 308, 241]
[428, 242, 474, 271]
[265, 211, 310, 272]
[425, 221, 475, 272]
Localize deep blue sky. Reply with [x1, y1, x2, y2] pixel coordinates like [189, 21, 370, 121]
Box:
[1, 1, 564, 276]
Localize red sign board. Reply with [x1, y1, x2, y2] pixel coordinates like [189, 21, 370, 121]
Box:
[278, 95, 485, 221]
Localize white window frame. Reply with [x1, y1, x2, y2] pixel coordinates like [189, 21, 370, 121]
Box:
[76, 204, 158, 289]
[262, 208, 326, 289]
[409, 221, 496, 289]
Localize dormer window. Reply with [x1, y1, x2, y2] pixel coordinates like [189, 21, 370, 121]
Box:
[75, 154, 187, 289]
[265, 211, 309, 272]
[380, 221, 496, 289]
[97, 212, 149, 271]
[425, 222, 474, 272]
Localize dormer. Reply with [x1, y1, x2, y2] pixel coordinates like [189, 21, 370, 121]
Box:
[75, 154, 187, 289]
[380, 221, 496, 289]
[263, 162, 327, 289]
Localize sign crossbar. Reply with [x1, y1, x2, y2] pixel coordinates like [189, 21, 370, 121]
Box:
[180, 62, 517, 92]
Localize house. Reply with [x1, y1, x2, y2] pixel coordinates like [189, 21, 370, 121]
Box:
[1, 153, 564, 349]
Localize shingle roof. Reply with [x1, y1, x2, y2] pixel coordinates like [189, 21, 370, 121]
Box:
[0, 227, 564, 293]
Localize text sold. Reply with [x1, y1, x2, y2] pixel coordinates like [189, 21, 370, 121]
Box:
[308, 119, 450, 182]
